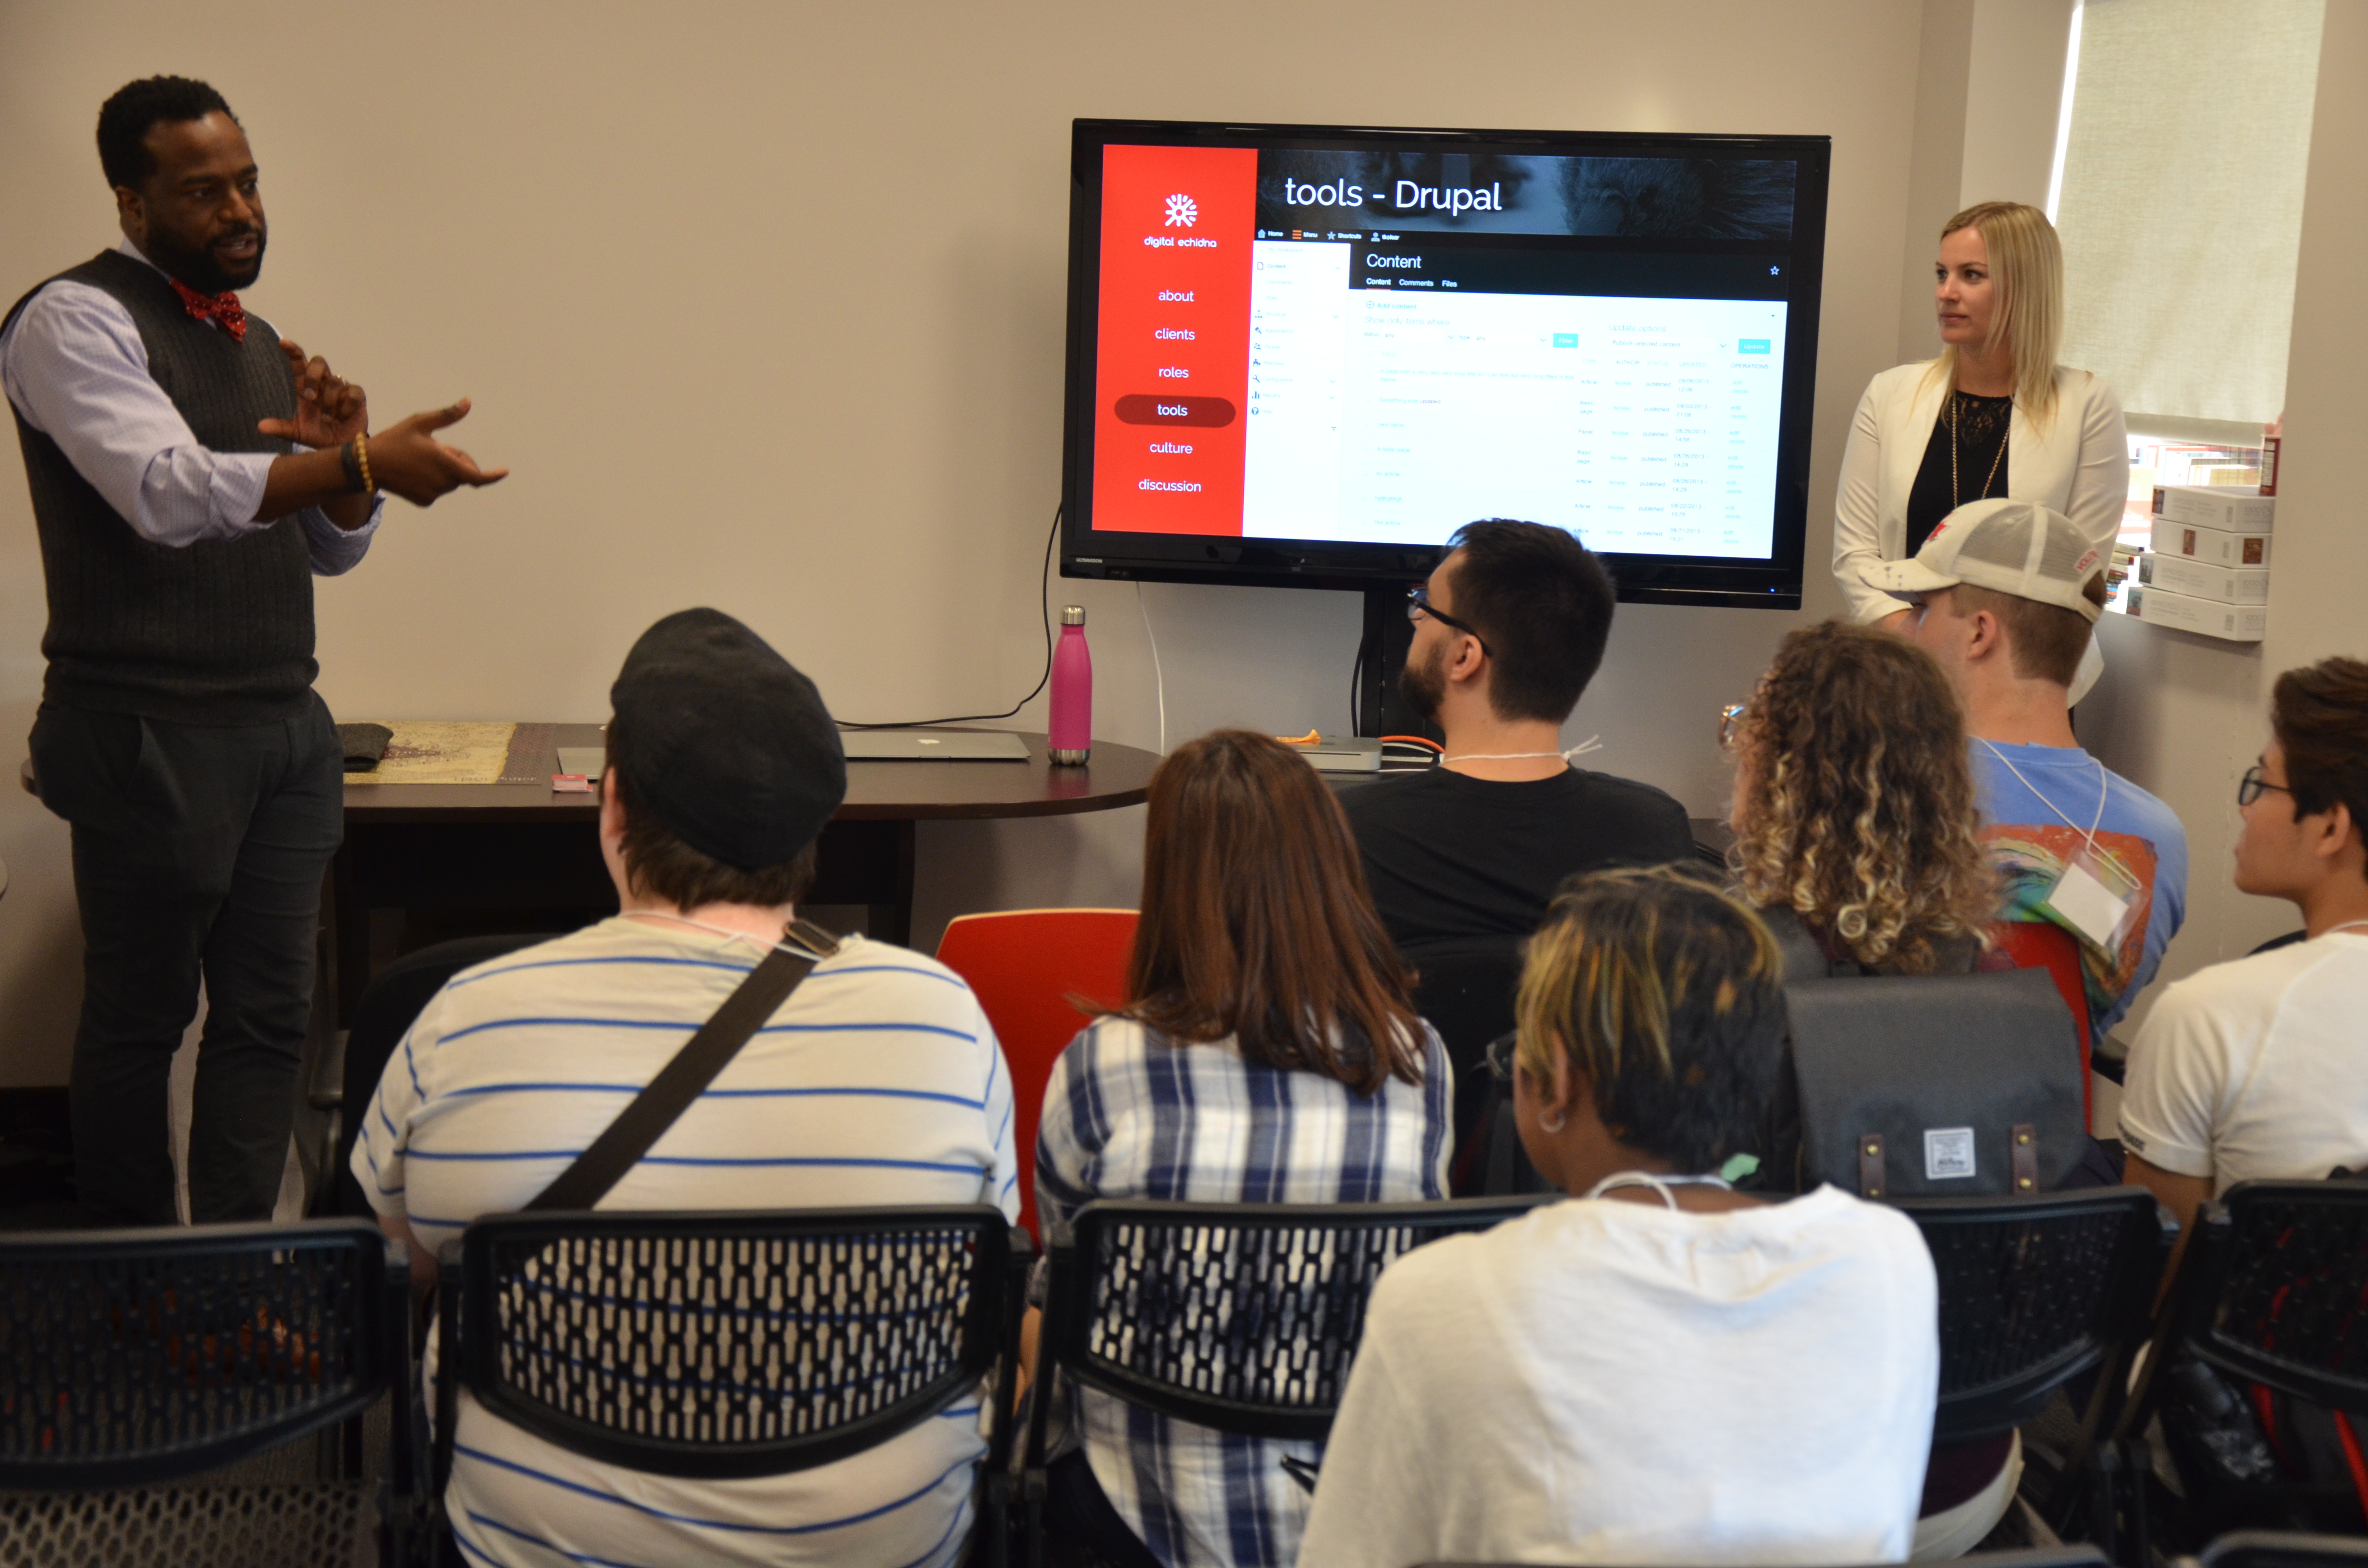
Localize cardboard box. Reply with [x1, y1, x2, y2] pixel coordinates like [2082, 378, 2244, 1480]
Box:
[2137, 552, 2271, 604]
[2151, 515, 2273, 567]
[2152, 483, 2274, 533]
[2124, 584, 2267, 642]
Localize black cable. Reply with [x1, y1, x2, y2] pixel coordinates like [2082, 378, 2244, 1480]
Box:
[839, 504, 1063, 730]
[1349, 622, 1369, 738]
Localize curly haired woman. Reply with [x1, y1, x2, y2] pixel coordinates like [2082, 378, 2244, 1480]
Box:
[1725, 618, 2002, 979]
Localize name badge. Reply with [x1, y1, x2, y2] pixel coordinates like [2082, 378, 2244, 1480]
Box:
[2044, 845, 2140, 950]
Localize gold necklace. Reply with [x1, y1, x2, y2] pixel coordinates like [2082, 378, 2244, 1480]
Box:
[1951, 392, 2008, 506]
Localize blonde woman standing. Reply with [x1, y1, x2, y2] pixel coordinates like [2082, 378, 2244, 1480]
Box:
[1833, 203, 2126, 693]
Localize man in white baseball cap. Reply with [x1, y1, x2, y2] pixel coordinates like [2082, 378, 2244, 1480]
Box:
[1875, 498, 2188, 1040]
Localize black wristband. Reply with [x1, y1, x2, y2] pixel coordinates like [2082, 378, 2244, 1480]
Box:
[338, 438, 366, 494]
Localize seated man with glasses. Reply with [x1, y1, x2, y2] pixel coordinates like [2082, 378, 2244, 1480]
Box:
[1343, 519, 1693, 959]
[1874, 498, 2187, 1039]
[2121, 657, 2368, 1233]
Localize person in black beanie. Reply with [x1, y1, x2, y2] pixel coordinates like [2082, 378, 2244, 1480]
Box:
[350, 608, 1019, 1568]
[0, 76, 506, 1225]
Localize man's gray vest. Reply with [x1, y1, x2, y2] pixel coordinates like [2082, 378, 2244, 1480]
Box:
[4, 248, 315, 723]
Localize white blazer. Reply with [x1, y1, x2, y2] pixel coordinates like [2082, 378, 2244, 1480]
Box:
[1832, 361, 2128, 625]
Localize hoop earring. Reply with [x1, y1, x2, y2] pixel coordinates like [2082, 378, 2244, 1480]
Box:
[1538, 1109, 1566, 1134]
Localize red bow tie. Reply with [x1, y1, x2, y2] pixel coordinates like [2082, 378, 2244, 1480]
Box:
[169, 278, 247, 343]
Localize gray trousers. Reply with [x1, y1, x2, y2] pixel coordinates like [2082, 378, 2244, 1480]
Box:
[30, 697, 343, 1225]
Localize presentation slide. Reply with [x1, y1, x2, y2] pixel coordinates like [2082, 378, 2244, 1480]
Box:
[1090, 143, 1799, 559]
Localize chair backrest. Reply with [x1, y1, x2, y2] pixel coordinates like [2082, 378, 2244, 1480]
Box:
[935, 908, 1137, 1237]
[1988, 920, 2095, 1123]
[1038, 1196, 1549, 1444]
[1900, 1187, 2173, 1440]
[2175, 1181, 2368, 1413]
[446, 1206, 1017, 1481]
[1416, 1551, 2110, 1568]
[0, 1219, 407, 1489]
[2200, 1530, 2368, 1568]
[1406, 939, 1526, 1190]
[333, 933, 557, 1216]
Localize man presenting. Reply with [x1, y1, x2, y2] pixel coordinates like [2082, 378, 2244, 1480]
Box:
[1876, 498, 2186, 1038]
[0, 76, 506, 1224]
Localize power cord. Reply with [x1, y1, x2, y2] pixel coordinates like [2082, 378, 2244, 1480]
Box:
[839, 504, 1062, 730]
[1136, 581, 1167, 755]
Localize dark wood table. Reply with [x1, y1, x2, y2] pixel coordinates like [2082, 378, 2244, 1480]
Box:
[328, 726, 1159, 1024]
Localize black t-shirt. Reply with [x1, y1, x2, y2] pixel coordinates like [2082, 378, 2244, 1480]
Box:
[1904, 389, 2012, 557]
[1341, 765, 1697, 955]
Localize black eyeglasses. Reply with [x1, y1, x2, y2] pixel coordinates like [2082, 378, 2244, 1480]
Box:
[1406, 585, 1490, 655]
[2238, 765, 2294, 808]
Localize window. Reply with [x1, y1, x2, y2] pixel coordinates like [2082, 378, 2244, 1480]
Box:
[2052, 0, 2325, 439]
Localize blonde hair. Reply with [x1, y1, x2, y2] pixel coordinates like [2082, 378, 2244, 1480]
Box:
[1514, 867, 1787, 1174]
[1923, 201, 2064, 427]
[1729, 621, 2000, 973]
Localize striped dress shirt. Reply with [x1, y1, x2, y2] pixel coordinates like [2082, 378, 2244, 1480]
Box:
[1034, 1016, 1453, 1568]
[354, 917, 1019, 1568]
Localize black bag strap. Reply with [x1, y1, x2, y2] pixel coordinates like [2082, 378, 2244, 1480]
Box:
[526, 917, 842, 1212]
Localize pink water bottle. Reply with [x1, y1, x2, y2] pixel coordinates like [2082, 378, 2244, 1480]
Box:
[1049, 606, 1093, 765]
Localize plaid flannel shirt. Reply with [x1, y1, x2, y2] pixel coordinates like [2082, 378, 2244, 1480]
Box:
[1034, 1016, 1453, 1568]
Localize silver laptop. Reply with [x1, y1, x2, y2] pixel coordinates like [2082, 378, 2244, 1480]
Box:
[555, 747, 605, 779]
[839, 729, 1031, 761]
[1286, 736, 1382, 773]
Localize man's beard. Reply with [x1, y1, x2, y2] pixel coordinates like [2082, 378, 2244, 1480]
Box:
[143, 222, 267, 294]
[1397, 640, 1446, 721]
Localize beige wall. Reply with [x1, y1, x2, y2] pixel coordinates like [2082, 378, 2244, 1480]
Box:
[2079, 0, 2368, 1034]
[0, 1, 1936, 1084]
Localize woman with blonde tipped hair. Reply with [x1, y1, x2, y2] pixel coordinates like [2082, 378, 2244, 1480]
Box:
[1833, 202, 2126, 693]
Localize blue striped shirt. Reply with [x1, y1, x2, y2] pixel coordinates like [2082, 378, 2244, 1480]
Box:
[354, 917, 1019, 1568]
[1035, 1017, 1453, 1568]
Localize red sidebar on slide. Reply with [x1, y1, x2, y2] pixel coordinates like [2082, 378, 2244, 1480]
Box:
[1090, 144, 1256, 537]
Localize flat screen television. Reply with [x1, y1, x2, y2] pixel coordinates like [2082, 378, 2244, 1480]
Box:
[1059, 119, 1831, 608]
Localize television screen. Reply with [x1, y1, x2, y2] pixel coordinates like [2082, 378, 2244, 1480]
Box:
[1059, 120, 1831, 607]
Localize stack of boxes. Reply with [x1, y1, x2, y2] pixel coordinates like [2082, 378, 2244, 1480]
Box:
[2127, 484, 2273, 641]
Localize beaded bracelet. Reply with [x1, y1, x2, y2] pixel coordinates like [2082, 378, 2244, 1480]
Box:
[355, 432, 375, 495]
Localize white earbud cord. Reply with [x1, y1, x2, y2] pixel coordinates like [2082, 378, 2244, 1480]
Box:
[1441, 735, 1603, 765]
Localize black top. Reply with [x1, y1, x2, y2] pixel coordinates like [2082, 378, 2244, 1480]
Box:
[1341, 764, 1696, 956]
[1904, 389, 2012, 558]
[4, 250, 313, 723]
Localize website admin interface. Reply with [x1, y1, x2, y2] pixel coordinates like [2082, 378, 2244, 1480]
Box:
[1089, 144, 1803, 560]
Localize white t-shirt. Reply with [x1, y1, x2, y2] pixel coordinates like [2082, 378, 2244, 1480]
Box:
[2119, 931, 2368, 1194]
[1295, 1186, 1939, 1568]
[353, 917, 1019, 1568]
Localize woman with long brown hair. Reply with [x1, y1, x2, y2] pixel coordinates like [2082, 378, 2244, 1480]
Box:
[1034, 728, 1451, 1568]
[1727, 618, 2000, 977]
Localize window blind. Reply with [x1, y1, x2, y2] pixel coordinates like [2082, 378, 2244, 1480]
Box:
[2054, 0, 2324, 432]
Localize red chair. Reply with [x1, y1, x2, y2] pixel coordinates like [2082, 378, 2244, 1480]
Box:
[936, 908, 1138, 1239]
[1989, 920, 2095, 1127]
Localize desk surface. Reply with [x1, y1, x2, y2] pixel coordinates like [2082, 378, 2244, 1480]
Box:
[343, 726, 1160, 824]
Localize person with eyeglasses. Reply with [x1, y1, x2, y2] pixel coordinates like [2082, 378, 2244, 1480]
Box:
[1339, 519, 1693, 961]
[1873, 498, 2188, 1040]
[2120, 658, 2368, 1266]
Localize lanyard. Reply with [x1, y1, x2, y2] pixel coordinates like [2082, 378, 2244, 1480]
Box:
[1443, 735, 1603, 765]
[619, 909, 830, 960]
[1583, 1170, 1734, 1209]
[1979, 739, 2123, 871]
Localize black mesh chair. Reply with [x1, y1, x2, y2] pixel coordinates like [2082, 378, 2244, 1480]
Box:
[432, 1205, 1028, 1564]
[314, 933, 556, 1219]
[2200, 1531, 2368, 1568]
[2109, 1182, 2368, 1549]
[1901, 1188, 2173, 1553]
[1418, 1551, 2110, 1568]
[1024, 1195, 1549, 1564]
[0, 1218, 417, 1567]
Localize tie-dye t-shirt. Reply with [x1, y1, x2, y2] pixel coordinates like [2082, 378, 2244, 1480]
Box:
[1973, 740, 2188, 1037]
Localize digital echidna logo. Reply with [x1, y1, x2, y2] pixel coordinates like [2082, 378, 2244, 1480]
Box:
[1163, 193, 1198, 228]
